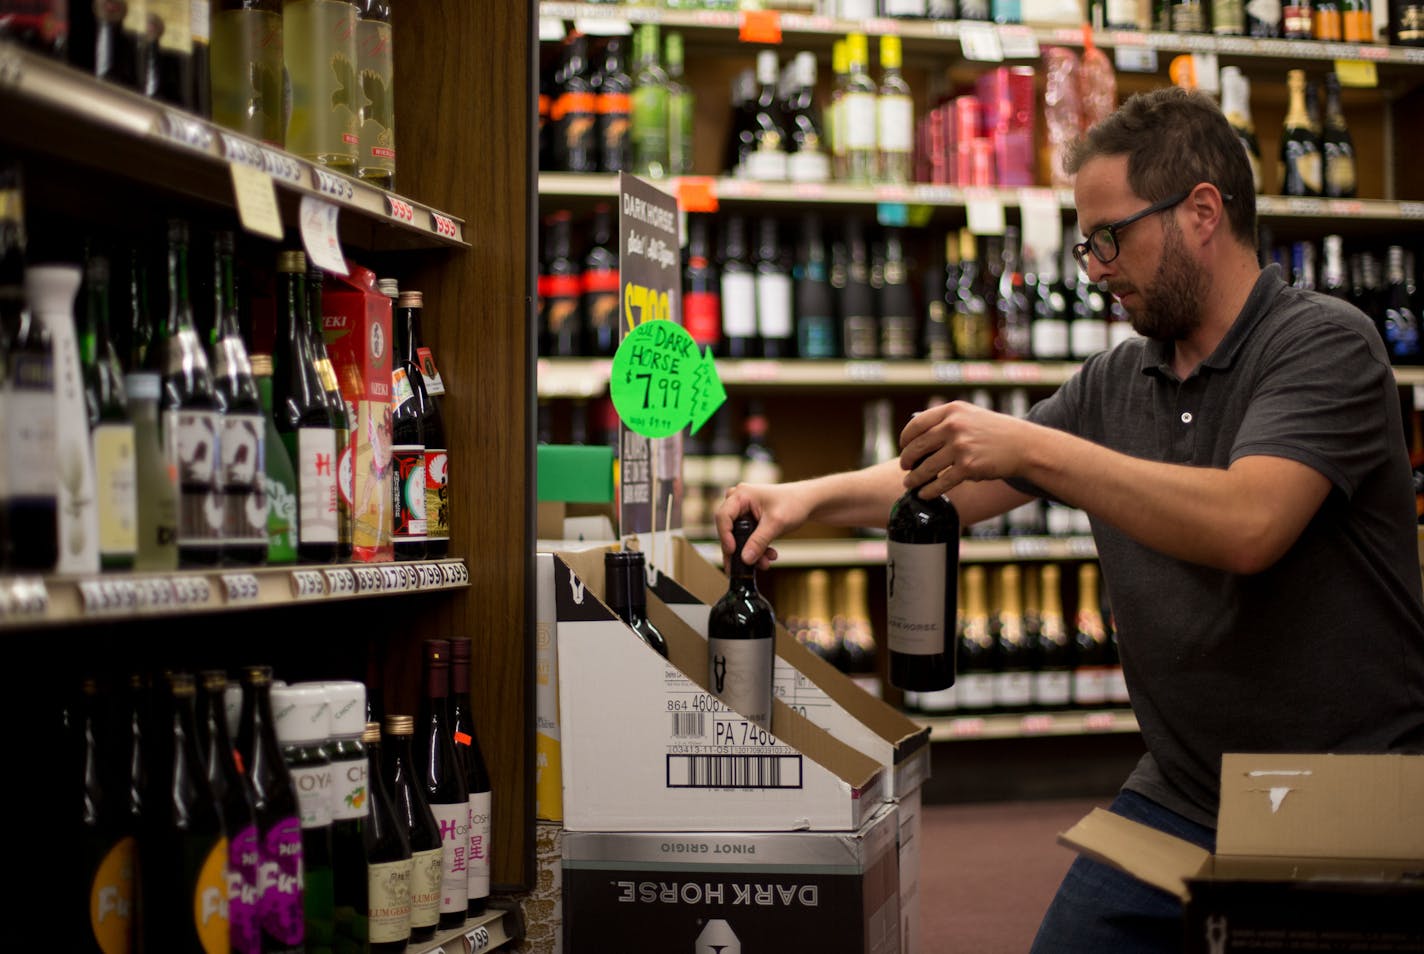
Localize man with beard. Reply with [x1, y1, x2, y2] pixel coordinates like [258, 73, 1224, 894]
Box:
[714, 86, 1424, 952]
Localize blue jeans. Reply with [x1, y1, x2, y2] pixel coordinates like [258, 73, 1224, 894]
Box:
[1029, 790, 1216, 954]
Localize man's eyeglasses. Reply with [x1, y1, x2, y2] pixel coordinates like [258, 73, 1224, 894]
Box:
[1072, 190, 1193, 274]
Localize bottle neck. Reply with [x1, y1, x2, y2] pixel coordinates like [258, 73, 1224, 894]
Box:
[280, 271, 307, 350]
[397, 305, 420, 362]
[216, 248, 241, 340]
[166, 236, 190, 335]
[450, 659, 470, 696]
[1285, 81, 1311, 128]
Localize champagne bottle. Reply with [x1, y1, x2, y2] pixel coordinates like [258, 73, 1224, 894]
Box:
[990, 565, 1033, 711]
[211, 0, 285, 146]
[416, 639, 471, 931]
[356, 0, 395, 187]
[719, 215, 757, 359]
[402, 291, 448, 557]
[250, 354, 299, 563]
[837, 568, 881, 698]
[1220, 67, 1263, 196]
[583, 204, 620, 357]
[73, 676, 138, 953]
[754, 217, 794, 359]
[631, 23, 670, 178]
[1279, 70, 1323, 198]
[1071, 563, 1111, 708]
[1031, 565, 1073, 710]
[284, 0, 360, 170]
[210, 231, 267, 566]
[596, 35, 632, 174]
[79, 253, 139, 570]
[142, 672, 230, 953]
[876, 35, 913, 184]
[448, 637, 492, 917]
[955, 564, 997, 711]
[198, 671, 261, 954]
[272, 683, 337, 952]
[952, 230, 993, 360]
[880, 228, 918, 360]
[886, 457, 959, 692]
[382, 714, 442, 943]
[319, 681, 370, 951]
[274, 250, 339, 562]
[605, 549, 670, 657]
[362, 722, 412, 953]
[307, 262, 354, 562]
[1321, 73, 1357, 199]
[391, 291, 428, 559]
[1383, 246, 1421, 365]
[709, 516, 778, 730]
[237, 665, 306, 954]
[1322, 235, 1350, 301]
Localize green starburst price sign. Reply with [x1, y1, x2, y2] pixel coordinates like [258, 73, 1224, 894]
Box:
[609, 318, 726, 438]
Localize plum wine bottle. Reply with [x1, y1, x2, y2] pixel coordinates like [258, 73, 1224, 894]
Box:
[708, 516, 777, 730]
[416, 639, 470, 931]
[886, 458, 959, 691]
[383, 714, 442, 943]
[363, 721, 412, 952]
[197, 670, 261, 954]
[448, 637, 491, 916]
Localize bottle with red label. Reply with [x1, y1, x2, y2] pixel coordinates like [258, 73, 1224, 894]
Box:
[583, 203, 620, 356]
[539, 210, 584, 357]
[401, 291, 450, 557]
[684, 213, 722, 355]
[415, 639, 470, 931]
[391, 291, 429, 560]
[448, 637, 492, 917]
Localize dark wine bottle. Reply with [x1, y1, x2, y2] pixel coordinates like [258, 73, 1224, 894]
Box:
[210, 230, 267, 566]
[605, 549, 670, 657]
[795, 213, 836, 359]
[197, 670, 261, 954]
[953, 230, 993, 360]
[879, 227, 918, 360]
[306, 262, 354, 562]
[841, 218, 878, 360]
[362, 722, 412, 953]
[1382, 246, 1421, 365]
[151, 0, 195, 109]
[392, 290, 429, 560]
[94, 0, 149, 91]
[708, 516, 777, 730]
[416, 639, 471, 931]
[539, 210, 583, 358]
[271, 683, 336, 952]
[73, 676, 138, 953]
[319, 681, 371, 951]
[1321, 73, 1357, 199]
[142, 671, 229, 953]
[274, 250, 339, 562]
[449, 637, 492, 916]
[595, 35, 631, 173]
[886, 457, 959, 691]
[1279, 70, 1323, 198]
[555, 32, 598, 173]
[582, 204, 620, 356]
[403, 292, 449, 557]
[719, 214, 758, 358]
[754, 217, 794, 359]
[383, 714, 442, 943]
[684, 217, 722, 354]
[237, 665, 306, 954]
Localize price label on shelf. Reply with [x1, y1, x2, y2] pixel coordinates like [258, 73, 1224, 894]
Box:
[465, 924, 494, 952]
[1333, 59, 1378, 88]
[0, 577, 49, 618]
[310, 165, 355, 201]
[386, 195, 417, 223]
[324, 568, 357, 597]
[675, 177, 719, 213]
[261, 148, 305, 184]
[137, 577, 176, 610]
[996, 25, 1039, 59]
[222, 573, 261, 604]
[431, 212, 459, 240]
[354, 566, 384, 593]
[290, 570, 327, 599]
[0, 42, 21, 89]
[158, 110, 215, 153]
[1113, 45, 1158, 73]
[298, 196, 349, 276]
[221, 133, 266, 170]
[230, 162, 284, 241]
[738, 9, 782, 44]
[964, 189, 1006, 236]
[958, 22, 1003, 62]
[173, 577, 213, 606]
[379, 566, 404, 591]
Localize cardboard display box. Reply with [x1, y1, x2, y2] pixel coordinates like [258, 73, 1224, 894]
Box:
[1060, 753, 1424, 953]
[562, 802, 901, 954]
[554, 547, 884, 833]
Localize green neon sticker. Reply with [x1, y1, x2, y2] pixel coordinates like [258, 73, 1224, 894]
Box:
[609, 320, 727, 438]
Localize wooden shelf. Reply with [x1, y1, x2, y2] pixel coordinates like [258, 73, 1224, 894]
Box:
[689, 536, 1098, 566]
[0, 41, 469, 250]
[410, 907, 518, 954]
[917, 707, 1139, 741]
[0, 559, 470, 629]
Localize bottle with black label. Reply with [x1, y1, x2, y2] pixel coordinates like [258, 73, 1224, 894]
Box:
[391, 290, 429, 559]
[840, 217, 877, 360]
[272, 683, 336, 951]
[605, 549, 670, 657]
[709, 516, 778, 730]
[307, 262, 354, 562]
[795, 213, 836, 359]
[923, 234, 954, 363]
[886, 458, 959, 691]
[879, 227, 917, 360]
[1280, 69, 1323, 198]
[583, 203, 620, 356]
[415, 639, 471, 931]
[449, 637, 492, 917]
[383, 714, 442, 943]
[362, 721, 412, 953]
[197, 670, 261, 954]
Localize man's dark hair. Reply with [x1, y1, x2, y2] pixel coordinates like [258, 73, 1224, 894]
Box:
[1064, 86, 1257, 248]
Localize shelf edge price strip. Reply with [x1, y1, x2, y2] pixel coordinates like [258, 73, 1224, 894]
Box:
[222, 574, 261, 605]
[354, 566, 384, 593]
[324, 568, 357, 597]
[290, 569, 328, 600]
[465, 923, 494, 952]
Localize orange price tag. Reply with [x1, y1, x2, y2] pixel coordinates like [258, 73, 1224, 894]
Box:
[677, 176, 719, 213]
[739, 9, 782, 44]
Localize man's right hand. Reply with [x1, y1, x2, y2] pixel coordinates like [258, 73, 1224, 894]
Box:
[714, 482, 811, 570]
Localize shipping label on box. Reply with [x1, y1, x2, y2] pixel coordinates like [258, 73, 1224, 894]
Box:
[562, 802, 901, 954]
[554, 549, 883, 833]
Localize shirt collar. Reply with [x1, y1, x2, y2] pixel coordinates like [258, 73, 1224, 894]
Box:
[1139, 264, 1286, 379]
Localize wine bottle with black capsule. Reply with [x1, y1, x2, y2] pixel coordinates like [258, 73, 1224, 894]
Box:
[272, 682, 336, 952]
[391, 290, 428, 560]
[362, 721, 412, 953]
[709, 516, 777, 731]
[1031, 564, 1073, 711]
[236, 665, 306, 954]
[415, 639, 470, 931]
[383, 714, 442, 943]
[404, 292, 448, 558]
[317, 681, 369, 950]
[197, 670, 261, 954]
[605, 549, 670, 657]
[151, 0, 195, 109]
[448, 637, 491, 916]
[886, 456, 959, 691]
[718, 214, 757, 358]
[73, 676, 138, 953]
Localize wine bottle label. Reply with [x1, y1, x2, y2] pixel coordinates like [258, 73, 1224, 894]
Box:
[993, 671, 1033, 709]
[683, 290, 721, 346]
[8, 353, 56, 496]
[229, 824, 262, 954]
[720, 272, 757, 337]
[1281, 1, 1311, 33]
[1107, 665, 1131, 704]
[844, 93, 877, 150]
[89, 835, 136, 951]
[425, 446, 449, 541]
[392, 444, 427, 538]
[297, 426, 340, 544]
[191, 0, 210, 41]
[391, 366, 415, 408]
[193, 836, 231, 950]
[886, 540, 949, 656]
[467, 792, 492, 901]
[409, 847, 443, 930]
[367, 857, 414, 943]
[741, 457, 781, 486]
[877, 95, 914, 153]
[916, 685, 958, 713]
[356, 16, 396, 177]
[1326, 155, 1356, 196]
[754, 271, 793, 338]
[291, 762, 335, 828]
[1070, 318, 1108, 359]
[1073, 666, 1110, 706]
[788, 148, 831, 184]
[1245, 0, 1282, 22]
[165, 408, 225, 545]
[1288, 150, 1323, 194]
[707, 636, 775, 728]
[1107, 0, 1138, 23]
[430, 801, 471, 915]
[415, 345, 445, 395]
[1033, 669, 1073, 708]
[222, 414, 267, 546]
[1031, 317, 1069, 360]
[283, 0, 360, 163]
[956, 672, 997, 710]
[331, 755, 368, 822]
[259, 816, 305, 945]
[93, 422, 139, 559]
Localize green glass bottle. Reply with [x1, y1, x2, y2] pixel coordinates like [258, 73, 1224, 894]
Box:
[251, 354, 299, 564]
[665, 31, 693, 176]
[284, 0, 360, 170]
[211, 0, 285, 146]
[631, 22, 670, 179]
[356, 0, 395, 187]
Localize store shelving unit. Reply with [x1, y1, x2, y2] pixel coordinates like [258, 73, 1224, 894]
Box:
[918, 707, 1139, 741]
[411, 908, 520, 954]
[690, 535, 1098, 566]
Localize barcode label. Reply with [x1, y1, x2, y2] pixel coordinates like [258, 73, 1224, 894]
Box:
[666, 754, 803, 789]
[670, 712, 705, 738]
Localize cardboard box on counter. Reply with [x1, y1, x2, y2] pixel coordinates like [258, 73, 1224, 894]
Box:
[562, 801, 901, 954]
[554, 546, 884, 833]
[1059, 753, 1424, 953]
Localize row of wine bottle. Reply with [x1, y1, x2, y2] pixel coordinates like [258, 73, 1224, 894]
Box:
[71, 640, 491, 953]
[0, 0, 398, 187]
[0, 158, 451, 572]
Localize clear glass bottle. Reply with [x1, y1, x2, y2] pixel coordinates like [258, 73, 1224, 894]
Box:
[211, 0, 285, 146]
[742, 50, 789, 182]
[284, 0, 360, 170]
[842, 33, 878, 184]
[356, 0, 396, 186]
[785, 51, 829, 184]
[876, 35, 913, 184]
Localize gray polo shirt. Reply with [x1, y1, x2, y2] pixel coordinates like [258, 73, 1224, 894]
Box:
[1020, 263, 1424, 828]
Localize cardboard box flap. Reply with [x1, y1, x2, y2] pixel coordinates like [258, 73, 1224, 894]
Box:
[1217, 754, 1424, 863]
[1058, 808, 1211, 902]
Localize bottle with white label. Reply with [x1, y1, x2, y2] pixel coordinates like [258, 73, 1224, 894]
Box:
[448, 637, 492, 916]
[415, 638, 470, 930]
[383, 714, 442, 943]
[886, 457, 959, 692]
[709, 516, 778, 731]
[719, 215, 758, 359]
[272, 682, 337, 951]
[1031, 564, 1073, 710]
[842, 33, 878, 184]
[753, 217, 794, 358]
[876, 35, 913, 184]
[362, 721, 412, 952]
